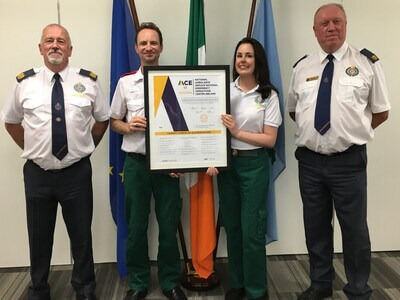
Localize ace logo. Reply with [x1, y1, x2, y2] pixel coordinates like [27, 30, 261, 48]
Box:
[178, 80, 193, 86]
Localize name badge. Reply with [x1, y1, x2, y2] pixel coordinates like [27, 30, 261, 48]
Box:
[306, 76, 319, 82]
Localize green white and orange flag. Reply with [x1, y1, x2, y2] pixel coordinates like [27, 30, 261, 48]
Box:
[185, 0, 215, 279]
[186, 0, 206, 65]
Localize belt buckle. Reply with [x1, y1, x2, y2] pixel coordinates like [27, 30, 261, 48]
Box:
[232, 149, 238, 157]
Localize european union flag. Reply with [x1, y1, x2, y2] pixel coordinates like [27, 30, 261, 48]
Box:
[252, 0, 286, 244]
[110, 0, 140, 276]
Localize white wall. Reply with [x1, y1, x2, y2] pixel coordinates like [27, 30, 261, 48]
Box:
[0, 0, 399, 267]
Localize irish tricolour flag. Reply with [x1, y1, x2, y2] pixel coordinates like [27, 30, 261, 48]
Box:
[185, 0, 216, 279]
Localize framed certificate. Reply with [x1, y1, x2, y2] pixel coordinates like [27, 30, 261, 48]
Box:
[144, 65, 231, 172]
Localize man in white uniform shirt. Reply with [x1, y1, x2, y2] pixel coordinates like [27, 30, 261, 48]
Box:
[2, 24, 109, 300]
[110, 22, 186, 300]
[287, 4, 390, 300]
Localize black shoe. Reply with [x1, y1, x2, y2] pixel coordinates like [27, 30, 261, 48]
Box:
[249, 292, 269, 300]
[124, 289, 148, 300]
[225, 288, 245, 300]
[298, 287, 332, 300]
[76, 294, 96, 300]
[163, 286, 187, 300]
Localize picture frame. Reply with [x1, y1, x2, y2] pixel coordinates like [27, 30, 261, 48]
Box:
[143, 65, 231, 172]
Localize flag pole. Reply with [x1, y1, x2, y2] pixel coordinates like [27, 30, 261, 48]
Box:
[178, 222, 194, 275]
[128, 0, 139, 30]
[57, 0, 61, 24]
[247, 0, 258, 37]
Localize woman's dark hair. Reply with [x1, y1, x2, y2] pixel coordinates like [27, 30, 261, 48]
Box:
[233, 37, 278, 99]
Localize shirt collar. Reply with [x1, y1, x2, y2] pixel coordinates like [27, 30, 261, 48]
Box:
[45, 66, 70, 83]
[318, 42, 348, 63]
[233, 77, 259, 94]
[133, 67, 144, 82]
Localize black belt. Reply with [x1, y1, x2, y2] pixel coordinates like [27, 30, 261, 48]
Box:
[127, 152, 146, 161]
[232, 148, 265, 157]
[301, 144, 366, 157]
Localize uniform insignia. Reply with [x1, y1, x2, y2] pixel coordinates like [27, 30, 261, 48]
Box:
[293, 55, 308, 68]
[254, 95, 265, 105]
[74, 82, 86, 93]
[55, 103, 62, 111]
[16, 68, 36, 82]
[360, 48, 379, 63]
[79, 69, 98, 81]
[346, 66, 359, 76]
[253, 95, 265, 109]
[306, 76, 319, 82]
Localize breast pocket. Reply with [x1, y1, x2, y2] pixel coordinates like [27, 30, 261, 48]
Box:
[68, 97, 92, 122]
[23, 99, 43, 110]
[297, 80, 318, 108]
[22, 99, 45, 123]
[338, 77, 364, 104]
[127, 100, 144, 115]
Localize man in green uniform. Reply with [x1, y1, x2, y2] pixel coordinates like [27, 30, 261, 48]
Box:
[110, 22, 186, 300]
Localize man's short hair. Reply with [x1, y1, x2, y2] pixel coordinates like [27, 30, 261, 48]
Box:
[314, 3, 347, 24]
[135, 22, 163, 45]
[40, 23, 72, 45]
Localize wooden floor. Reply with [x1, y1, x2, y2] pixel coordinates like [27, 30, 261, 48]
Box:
[1, 252, 400, 299]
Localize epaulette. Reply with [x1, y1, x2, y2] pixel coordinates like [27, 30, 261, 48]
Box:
[360, 48, 379, 63]
[293, 55, 308, 68]
[79, 69, 98, 81]
[121, 70, 137, 78]
[16, 68, 36, 82]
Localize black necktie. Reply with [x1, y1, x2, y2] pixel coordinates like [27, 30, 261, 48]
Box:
[314, 54, 334, 135]
[52, 73, 68, 160]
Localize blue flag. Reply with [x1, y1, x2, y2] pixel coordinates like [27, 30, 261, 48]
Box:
[252, 0, 286, 244]
[110, 0, 140, 276]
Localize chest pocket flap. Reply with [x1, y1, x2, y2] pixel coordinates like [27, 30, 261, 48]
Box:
[339, 77, 363, 87]
[69, 97, 91, 107]
[22, 99, 43, 109]
[127, 101, 143, 112]
[298, 80, 318, 91]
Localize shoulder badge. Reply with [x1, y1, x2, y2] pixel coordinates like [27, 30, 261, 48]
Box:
[79, 69, 98, 81]
[121, 70, 138, 78]
[293, 54, 308, 68]
[293, 55, 308, 68]
[360, 48, 379, 63]
[16, 68, 36, 82]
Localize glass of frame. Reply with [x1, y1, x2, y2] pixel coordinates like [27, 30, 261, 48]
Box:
[144, 65, 231, 172]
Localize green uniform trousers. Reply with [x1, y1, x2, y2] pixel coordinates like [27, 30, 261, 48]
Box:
[124, 154, 182, 291]
[217, 149, 269, 298]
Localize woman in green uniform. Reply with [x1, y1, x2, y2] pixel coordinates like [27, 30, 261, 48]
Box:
[207, 37, 282, 300]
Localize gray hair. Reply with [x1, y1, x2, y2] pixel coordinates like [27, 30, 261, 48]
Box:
[40, 24, 71, 45]
[314, 3, 347, 25]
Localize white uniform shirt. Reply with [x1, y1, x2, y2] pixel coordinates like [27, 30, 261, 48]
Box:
[2, 66, 109, 170]
[287, 42, 390, 154]
[110, 69, 146, 154]
[230, 78, 282, 150]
